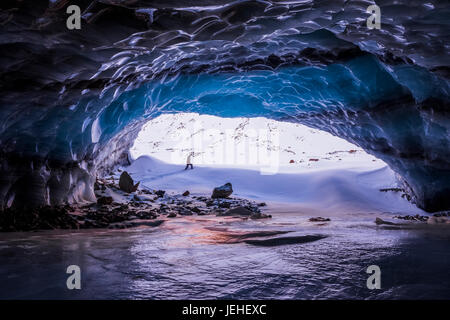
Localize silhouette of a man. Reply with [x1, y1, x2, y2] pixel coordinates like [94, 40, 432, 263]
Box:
[185, 152, 194, 170]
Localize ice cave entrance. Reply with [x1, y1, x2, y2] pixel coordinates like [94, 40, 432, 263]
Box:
[122, 113, 419, 211]
[130, 113, 386, 174]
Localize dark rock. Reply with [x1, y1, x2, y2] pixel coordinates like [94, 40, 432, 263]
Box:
[178, 208, 193, 216]
[155, 190, 166, 197]
[375, 217, 398, 225]
[218, 201, 231, 208]
[258, 202, 267, 207]
[250, 212, 272, 219]
[219, 206, 253, 216]
[308, 217, 331, 222]
[167, 212, 177, 218]
[97, 196, 113, 206]
[125, 220, 164, 228]
[211, 183, 233, 198]
[244, 235, 327, 247]
[190, 207, 201, 213]
[182, 190, 190, 196]
[119, 171, 140, 193]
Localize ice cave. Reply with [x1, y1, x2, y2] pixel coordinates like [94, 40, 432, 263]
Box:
[2, 0, 450, 301]
[1, 0, 449, 215]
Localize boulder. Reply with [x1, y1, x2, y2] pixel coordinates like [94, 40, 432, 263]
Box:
[250, 212, 272, 219]
[211, 182, 233, 198]
[308, 217, 331, 222]
[182, 190, 190, 196]
[119, 171, 139, 193]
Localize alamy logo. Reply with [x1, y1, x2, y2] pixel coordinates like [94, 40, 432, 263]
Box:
[366, 265, 381, 289]
[66, 265, 81, 290]
[366, 5, 381, 30]
[66, 5, 81, 30]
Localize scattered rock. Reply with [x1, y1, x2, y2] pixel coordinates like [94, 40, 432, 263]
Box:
[190, 207, 201, 213]
[218, 201, 231, 208]
[178, 208, 193, 216]
[97, 196, 113, 206]
[182, 190, 190, 196]
[289, 159, 295, 163]
[211, 183, 233, 198]
[119, 171, 140, 193]
[167, 212, 177, 218]
[393, 214, 429, 222]
[258, 202, 267, 207]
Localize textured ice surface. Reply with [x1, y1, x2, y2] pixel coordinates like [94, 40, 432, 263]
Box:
[0, 0, 449, 211]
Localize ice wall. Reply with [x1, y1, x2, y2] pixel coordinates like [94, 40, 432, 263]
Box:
[0, 0, 449, 211]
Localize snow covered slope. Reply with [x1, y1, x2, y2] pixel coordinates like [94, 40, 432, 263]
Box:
[125, 114, 422, 214]
[130, 113, 384, 174]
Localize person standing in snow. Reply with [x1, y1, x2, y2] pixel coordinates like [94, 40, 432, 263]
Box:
[185, 152, 194, 170]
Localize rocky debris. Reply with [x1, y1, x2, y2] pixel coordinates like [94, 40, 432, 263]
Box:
[258, 202, 267, 207]
[309, 158, 319, 162]
[393, 214, 429, 222]
[1, 172, 270, 231]
[155, 190, 166, 197]
[178, 208, 193, 216]
[289, 159, 295, 163]
[309, 217, 331, 222]
[182, 190, 190, 196]
[218, 202, 231, 208]
[119, 171, 140, 193]
[94, 179, 106, 191]
[190, 206, 201, 213]
[220, 206, 253, 216]
[97, 196, 113, 206]
[218, 206, 271, 219]
[379, 188, 412, 202]
[0, 205, 80, 232]
[211, 183, 233, 198]
[380, 188, 404, 193]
